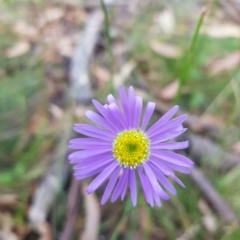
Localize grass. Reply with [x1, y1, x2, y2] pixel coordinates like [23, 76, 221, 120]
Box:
[1, 0, 240, 239]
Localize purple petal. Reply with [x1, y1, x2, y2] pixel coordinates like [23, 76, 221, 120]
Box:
[73, 124, 115, 141]
[69, 138, 111, 149]
[129, 170, 137, 206]
[111, 169, 129, 202]
[163, 162, 190, 174]
[74, 164, 107, 180]
[85, 110, 117, 133]
[147, 114, 187, 138]
[150, 163, 176, 194]
[141, 102, 156, 131]
[86, 161, 118, 194]
[92, 100, 121, 132]
[107, 94, 117, 104]
[73, 156, 113, 172]
[128, 86, 136, 128]
[151, 141, 189, 150]
[147, 105, 179, 135]
[101, 166, 121, 204]
[133, 96, 143, 129]
[108, 103, 128, 129]
[152, 190, 162, 207]
[151, 150, 194, 167]
[172, 174, 185, 188]
[119, 86, 129, 125]
[69, 148, 112, 162]
[149, 156, 174, 176]
[72, 152, 112, 168]
[143, 163, 169, 200]
[121, 176, 128, 200]
[69, 151, 111, 164]
[151, 129, 187, 144]
[138, 167, 154, 206]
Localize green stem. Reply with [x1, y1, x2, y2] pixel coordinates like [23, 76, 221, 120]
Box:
[100, 0, 115, 96]
[175, 9, 206, 103]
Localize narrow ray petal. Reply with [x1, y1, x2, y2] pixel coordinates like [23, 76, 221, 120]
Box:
[147, 105, 179, 135]
[107, 94, 117, 104]
[151, 129, 187, 144]
[101, 166, 121, 204]
[108, 103, 127, 129]
[73, 157, 113, 172]
[128, 86, 136, 128]
[138, 167, 154, 206]
[151, 150, 194, 167]
[152, 189, 162, 207]
[69, 148, 112, 162]
[150, 163, 176, 194]
[141, 102, 156, 131]
[163, 162, 190, 174]
[86, 162, 118, 194]
[151, 141, 189, 150]
[133, 96, 143, 129]
[143, 163, 170, 200]
[129, 170, 137, 206]
[74, 124, 115, 141]
[86, 110, 117, 133]
[111, 169, 129, 202]
[74, 164, 107, 180]
[147, 114, 187, 138]
[119, 86, 129, 123]
[92, 100, 120, 131]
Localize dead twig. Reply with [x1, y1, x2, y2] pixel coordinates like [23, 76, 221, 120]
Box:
[60, 178, 81, 240]
[190, 167, 238, 223]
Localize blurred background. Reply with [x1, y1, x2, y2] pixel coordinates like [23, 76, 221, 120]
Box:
[1, 0, 240, 239]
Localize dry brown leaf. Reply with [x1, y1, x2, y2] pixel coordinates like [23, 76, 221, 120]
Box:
[158, 80, 179, 100]
[0, 213, 18, 240]
[154, 8, 175, 34]
[198, 200, 217, 234]
[231, 141, 240, 154]
[37, 222, 52, 240]
[113, 60, 136, 88]
[202, 23, 240, 38]
[0, 194, 18, 208]
[38, 8, 64, 27]
[150, 40, 182, 59]
[80, 183, 100, 240]
[209, 51, 240, 75]
[93, 66, 110, 84]
[14, 21, 38, 39]
[5, 42, 30, 58]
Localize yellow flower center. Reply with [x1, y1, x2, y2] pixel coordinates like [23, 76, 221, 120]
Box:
[113, 130, 150, 168]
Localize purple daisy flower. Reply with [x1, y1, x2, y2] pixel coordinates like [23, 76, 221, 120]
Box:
[69, 86, 193, 207]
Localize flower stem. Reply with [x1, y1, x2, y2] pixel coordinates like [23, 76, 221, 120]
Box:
[100, 0, 116, 96]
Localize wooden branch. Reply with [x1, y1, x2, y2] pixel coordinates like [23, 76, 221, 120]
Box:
[190, 167, 238, 223]
[28, 122, 72, 225]
[60, 178, 81, 240]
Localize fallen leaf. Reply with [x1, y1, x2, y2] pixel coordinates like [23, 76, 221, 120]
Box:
[150, 40, 182, 59]
[158, 80, 179, 100]
[113, 60, 136, 88]
[0, 194, 18, 208]
[37, 222, 52, 240]
[93, 66, 110, 84]
[209, 51, 240, 75]
[38, 8, 64, 27]
[5, 42, 30, 58]
[232, 141, 240, 154]
[80, 183, 100, 240]
[154, 8, 175, 34]
[202, 23, 240, 38]
[14, 21, 38, 39]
